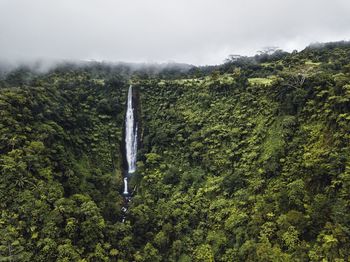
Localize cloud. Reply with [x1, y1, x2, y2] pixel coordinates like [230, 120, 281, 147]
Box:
[0, 0, 349, 65]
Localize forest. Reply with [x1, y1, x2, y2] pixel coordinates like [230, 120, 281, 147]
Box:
[0, 41, 350, 261]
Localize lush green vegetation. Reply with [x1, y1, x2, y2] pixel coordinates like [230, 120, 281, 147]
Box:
[1, 42, 350, 261]
[0, 68, 133, 261]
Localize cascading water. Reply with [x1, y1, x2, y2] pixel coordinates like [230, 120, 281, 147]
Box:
[123, 177, 129, 195]
[124, 85, 138, 195]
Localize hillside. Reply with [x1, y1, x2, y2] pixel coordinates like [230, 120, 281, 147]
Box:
[1, 42, 350, 261]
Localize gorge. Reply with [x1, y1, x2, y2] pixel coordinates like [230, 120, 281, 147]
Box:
[0, 42, 350, 261]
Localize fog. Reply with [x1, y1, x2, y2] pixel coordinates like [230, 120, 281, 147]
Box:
[0, 0, 350, 65]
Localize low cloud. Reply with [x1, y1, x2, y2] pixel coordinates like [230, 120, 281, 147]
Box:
[0, 0, 349, 65]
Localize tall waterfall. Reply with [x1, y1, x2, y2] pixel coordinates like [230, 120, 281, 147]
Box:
[124, 85, 137, 195]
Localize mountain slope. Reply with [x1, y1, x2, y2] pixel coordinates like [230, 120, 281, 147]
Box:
[0, 42, 350, 261]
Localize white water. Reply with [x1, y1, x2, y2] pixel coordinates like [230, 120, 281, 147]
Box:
[123, 177, 128, 195]
[124, 85, 138, 195]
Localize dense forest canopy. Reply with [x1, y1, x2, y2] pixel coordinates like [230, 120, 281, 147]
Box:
[1, 41, 350, 261]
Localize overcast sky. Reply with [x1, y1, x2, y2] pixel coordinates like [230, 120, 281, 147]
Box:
[0, 0, 350, 65]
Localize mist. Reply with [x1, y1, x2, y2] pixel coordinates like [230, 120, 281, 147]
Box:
[1, 0, 350, 65]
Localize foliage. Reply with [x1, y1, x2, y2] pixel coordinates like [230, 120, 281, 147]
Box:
[0, 68, 133, 260]
[130, 43, 350, 261]
[1, 42, 350, 261]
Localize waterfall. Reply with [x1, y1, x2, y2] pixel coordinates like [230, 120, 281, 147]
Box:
[123, 177, 128, 195]
[124, 85, 138, 195]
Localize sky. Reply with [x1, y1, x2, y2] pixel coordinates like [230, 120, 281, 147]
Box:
[0, 0, 350, 65]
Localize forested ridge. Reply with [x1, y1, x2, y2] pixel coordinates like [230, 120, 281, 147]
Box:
[1, 42, 350, 261]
